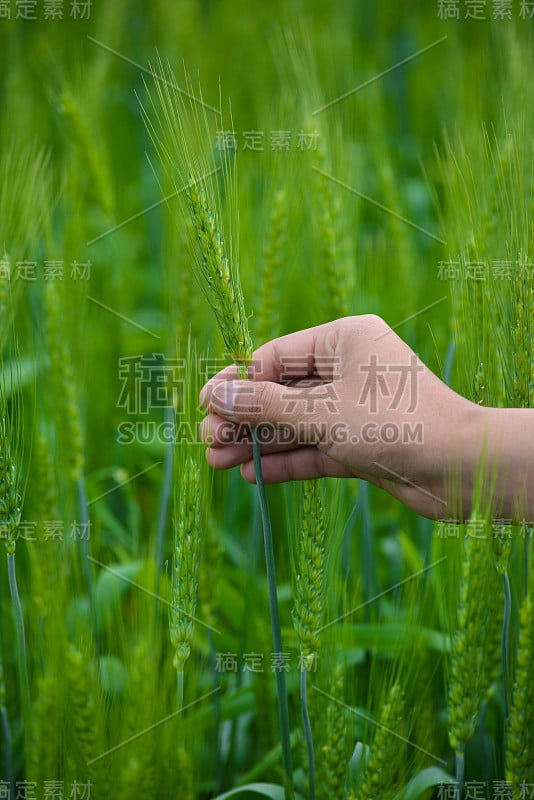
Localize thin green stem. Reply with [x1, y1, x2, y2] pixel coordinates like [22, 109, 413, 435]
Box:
[341, 498, 359, 582]
[7, 552, 31, 720]
[300, 666, 315, 800]
[501, 571, 511, 721]
[359, 480, 375, 623]
[177, 669, 184, 711]
[444, 338, 455, 387]
[455, 750, 464, 799]
[154, 404, 174, 618]
[1, 706, 12, 793]
[76, 477, 99, 648]
[207, 627, 223, 793]
[523, 532, 530, 599]
[252, 429, 293, 798]
[227, 494, 261, 785]
[359, 480, 375, 677]
[478, 701, 492, 789]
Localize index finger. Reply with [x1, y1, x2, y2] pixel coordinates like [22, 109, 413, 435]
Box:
[204, 319, 341, 391]
[252, 321, 341, 383]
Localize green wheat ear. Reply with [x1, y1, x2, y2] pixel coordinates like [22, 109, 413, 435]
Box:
[0, 355, 31, 725]
[255, 186, 288, 345]
[0, 415, 22, 556]
[320, 663, 349, 800]
[140, 58, 253, 376]
[506, 567, 534, 792]
[0, 143, 52, 349]
[354, 682, 405, 800]
[185, 175, 253, 374]
[293, 479, 327, 663]
[292, 479, 327, 800]
[170, 456, 203, 685]
[447, 516, 500, 790]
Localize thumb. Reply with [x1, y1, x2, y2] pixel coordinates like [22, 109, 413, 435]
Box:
[205, 379, 341, 442]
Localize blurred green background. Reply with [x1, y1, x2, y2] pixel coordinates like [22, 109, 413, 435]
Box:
[0, 2, 533, 798]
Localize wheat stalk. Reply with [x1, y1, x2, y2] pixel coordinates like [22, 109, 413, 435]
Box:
[142, 60, 293, 794]
[171, 455, 203, 707]
[292, 479, 327, 800]
[0, 649, 13, 793]
[0, 359, 30, 723]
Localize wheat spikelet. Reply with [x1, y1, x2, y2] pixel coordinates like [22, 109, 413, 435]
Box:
[59, 89, 114, 217]
[33, 426, 59, 525]
[481, 566, 505, 701]
[319, 664, 349, 800]
[43, 280, 84, 482]
[121, 637, 157, 793]
[28, 672, 61, 782]
[0, 143, 51, 348]
[26, 426, 61, 626]
[0, 355, 23, 555]
[292, 479, 327, 665]
[172, 220, 199, 345]
[255, 186, 287, 345]
[0, 416, 22, 557]
[447, 523, 497, 754]
[506, 573, 534, 792]
[65, 645, 105, 788]
[293, 479, 328, 800]
[170, 456, 203, 676]
[313, 145, 351, 320]
[120, 751, 158, 800]
[355, 683, 404, 800]
[186, 176, 253, 374]
[141, 59, 253, 377]
[0, 357, 31, 720]
[198, 514, 222, 634]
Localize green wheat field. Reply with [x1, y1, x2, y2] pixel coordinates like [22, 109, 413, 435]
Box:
[0, 2, 533, 798]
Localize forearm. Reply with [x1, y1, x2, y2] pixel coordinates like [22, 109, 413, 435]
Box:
[460, 405, 534, 523]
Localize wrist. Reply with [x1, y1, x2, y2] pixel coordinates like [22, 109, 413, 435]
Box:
[447, 402, 534, 522]
[421, 394, 483, 521]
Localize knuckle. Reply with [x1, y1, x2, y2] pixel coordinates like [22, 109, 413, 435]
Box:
[340, 314, 389, 340]
[361, 313, 387, 333]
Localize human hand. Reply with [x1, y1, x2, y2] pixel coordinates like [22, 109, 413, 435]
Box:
[199, 315, 484, 520]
